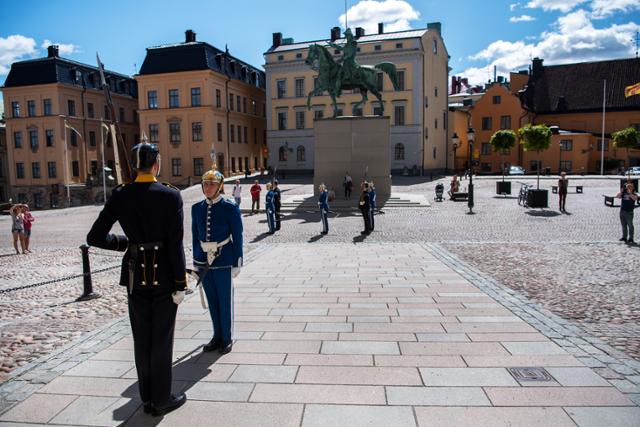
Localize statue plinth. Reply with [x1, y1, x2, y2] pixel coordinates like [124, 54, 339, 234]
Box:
[313, 116, 391, 198]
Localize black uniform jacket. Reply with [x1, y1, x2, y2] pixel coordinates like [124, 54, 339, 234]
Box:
[86, 174, 187, 292]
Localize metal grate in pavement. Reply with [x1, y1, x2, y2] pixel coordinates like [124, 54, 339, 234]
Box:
[508, 367, 554, 382]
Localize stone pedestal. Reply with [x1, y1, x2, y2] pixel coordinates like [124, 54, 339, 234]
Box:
[313, 116, 390, 198]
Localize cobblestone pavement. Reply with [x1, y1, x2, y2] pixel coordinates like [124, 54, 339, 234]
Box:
[0, 175, 638, 382]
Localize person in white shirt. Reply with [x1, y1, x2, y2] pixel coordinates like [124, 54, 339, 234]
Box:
[232, 180, 242, 207]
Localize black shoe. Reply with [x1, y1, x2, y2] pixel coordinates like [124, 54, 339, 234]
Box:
[220, 342, 233, 354]
[150, 393, 186, 417]
[628, 239, 635, 244]
[203, 338, 221, 352]
[143, 402, 153, 414]
[619, 237, 628, 242]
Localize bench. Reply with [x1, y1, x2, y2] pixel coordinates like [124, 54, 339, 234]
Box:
[603, 195, 616, 207]
[552, 185, 583, 194]
[451, 192, 468, 201]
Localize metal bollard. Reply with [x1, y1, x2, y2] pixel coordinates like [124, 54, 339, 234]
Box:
[77, 244, 101, 301]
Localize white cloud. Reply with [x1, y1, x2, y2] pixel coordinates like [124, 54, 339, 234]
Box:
[41, 40, 79, 56]
[458, 10, 639, 86]
[510, 3, 521, 11]
[510, 14, 536, 22]
[338, 0, 421, 35]
[0, 34, 37, 75]
[590, 0, 640, 18]
[526, 0, 588, 12]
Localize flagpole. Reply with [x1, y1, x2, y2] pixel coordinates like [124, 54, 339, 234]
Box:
[63, 121, 71, 207]
[600, 79, 606, 176]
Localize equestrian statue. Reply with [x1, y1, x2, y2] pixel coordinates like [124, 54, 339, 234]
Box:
[305, 28, 399, 118]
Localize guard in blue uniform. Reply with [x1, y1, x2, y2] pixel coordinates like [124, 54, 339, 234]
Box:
[369, 182, 376, 231]
[86, 142, 187, 417]
[192, 167, 243, 354]
[265, 183, 276, 234]
[318, 183, 329, 234]
[359, 181, 372, 234]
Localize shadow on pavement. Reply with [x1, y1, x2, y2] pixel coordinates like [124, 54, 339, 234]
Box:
[525, 210, 562, 217]
[308, 234, 326, 243]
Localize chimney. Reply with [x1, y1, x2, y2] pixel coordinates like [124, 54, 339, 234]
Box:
[532, 57, 544, 78]
[355, 27, 365, 38]
[378, 22, 384, 34]
[272, 32, 282, 47]
[185, 29, 196, 43]
[47, 45, 59, 58]
[330, 26, 341, 41]
[427, 22, 441, 34]
[451, 76, 458, 95]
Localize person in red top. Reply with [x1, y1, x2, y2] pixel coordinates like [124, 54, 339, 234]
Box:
[21, 204, 34, 253]
[250, 180, 262, 214]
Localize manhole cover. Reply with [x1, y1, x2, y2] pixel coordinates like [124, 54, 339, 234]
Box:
[508, 367, 554, 382]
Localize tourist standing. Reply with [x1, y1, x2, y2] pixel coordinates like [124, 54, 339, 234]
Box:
[192, 166, 243, 355]
[558, 171, 569, 212]
[22, 205, 34, 253]
[232, 180, 242, 207]
[265, 183, 276, 234]
[250, 180, 261, 214]
[318, 183, 329, 234]
[617, 182, 638, 244]
[343, 172, 353, 199]
[10, 204, 25, 255]
[86, 142, 187, 416]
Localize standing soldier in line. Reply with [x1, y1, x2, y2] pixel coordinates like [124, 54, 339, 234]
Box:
[192, 166, 243, 354]
[358, 181, 372, 235]
[368, 181, 376, 231]
[273, 180, 282, 231]
[86, 142, 187, 417]
[318, 183, 329, 235]
[265, 183, 276, 234]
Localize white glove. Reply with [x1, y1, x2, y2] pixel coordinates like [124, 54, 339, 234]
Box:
[172, 290, 185, 305]
[231, 257, 242, 278]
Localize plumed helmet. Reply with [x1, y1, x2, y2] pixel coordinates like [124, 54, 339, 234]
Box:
[202, 168, 224, 184]
[131, 142, 159, 170]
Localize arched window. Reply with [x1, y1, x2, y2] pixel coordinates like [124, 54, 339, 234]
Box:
[279, 146, 288, 161]
[394, 143, 405, 160]
[297, 145, 306, 162]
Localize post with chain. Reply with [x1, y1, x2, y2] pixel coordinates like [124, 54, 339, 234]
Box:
[77, 244, 101, 301]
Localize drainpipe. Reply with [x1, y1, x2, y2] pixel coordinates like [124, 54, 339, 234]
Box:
[225, 74, 231, 177]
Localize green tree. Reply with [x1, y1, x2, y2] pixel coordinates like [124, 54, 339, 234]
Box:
[612, 127, 639, 181]
[490, 130, 517, 181]
[518, 124, 552, 189]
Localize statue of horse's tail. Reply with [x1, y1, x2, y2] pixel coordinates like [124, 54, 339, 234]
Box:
[375, 62, 400, 91]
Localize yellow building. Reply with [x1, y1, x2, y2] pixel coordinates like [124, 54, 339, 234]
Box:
[1, 46, 138, 208]
[136, 30, 266, 182]
[264, 23, 449, 174]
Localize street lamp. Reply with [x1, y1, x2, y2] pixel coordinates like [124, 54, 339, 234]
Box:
[558, 139, 564, 174]
[451, 133, 460, 173]
[467, 127, 475, 214]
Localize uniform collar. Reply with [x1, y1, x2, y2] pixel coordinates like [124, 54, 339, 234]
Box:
[134, 173, 157, 183]
[205, 195, 222, 205]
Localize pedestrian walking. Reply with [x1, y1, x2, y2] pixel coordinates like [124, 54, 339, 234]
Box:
[343, 172, 353, 199]
[232, 180, 242, 207]
[616, 182, 638, 244]
[558, 171, 569, 212]
[22, 204, 34, 253]
[369, 181, 376, 231]
[318, 183, 329, 234]
[86, 141, 187, 416]
[273, 180, 282, 231]
[244, 168, 250, 180]
[265, 183, 276, 234]
[250, 180, 261, 214]
[192, 166, 243, 355]
[10, 204, 25, 255]
[359, 181, 372, 234]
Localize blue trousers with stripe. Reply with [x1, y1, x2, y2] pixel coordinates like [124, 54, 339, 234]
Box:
[321, 209, 329, 233]
[266, 210, 276, 233]
[202, 269, 233, 345]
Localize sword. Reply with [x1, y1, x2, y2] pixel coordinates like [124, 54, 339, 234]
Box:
[186, 265, 236, 310]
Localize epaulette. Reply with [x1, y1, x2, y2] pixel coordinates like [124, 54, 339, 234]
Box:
[221, 195, 237, 205]
[112, 183, 128, 192]
[161, 182, 179, 191]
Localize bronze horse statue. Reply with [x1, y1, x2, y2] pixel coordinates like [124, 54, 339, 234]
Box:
[305, 29, 399, 118]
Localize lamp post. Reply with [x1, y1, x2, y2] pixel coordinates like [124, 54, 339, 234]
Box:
[558, 139, 563, 174]
[467, 127, 475, 214]
[451, 133, 460, 174]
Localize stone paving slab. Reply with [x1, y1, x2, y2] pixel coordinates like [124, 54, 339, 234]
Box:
[0, 242, 638, 426]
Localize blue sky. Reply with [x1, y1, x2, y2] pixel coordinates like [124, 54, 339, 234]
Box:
[1, 0, 638, 112]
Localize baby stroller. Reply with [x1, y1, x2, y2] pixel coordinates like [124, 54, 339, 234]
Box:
[435, 183, 444, 202]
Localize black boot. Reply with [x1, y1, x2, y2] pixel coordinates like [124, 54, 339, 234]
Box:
[203, 338, 221, 352]
[150, 393, 187, 417]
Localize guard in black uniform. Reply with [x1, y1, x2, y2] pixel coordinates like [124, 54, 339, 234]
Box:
[359, 181, 372, 234]
[273, 180, 282, 231]
[86, 142, 187, 417]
